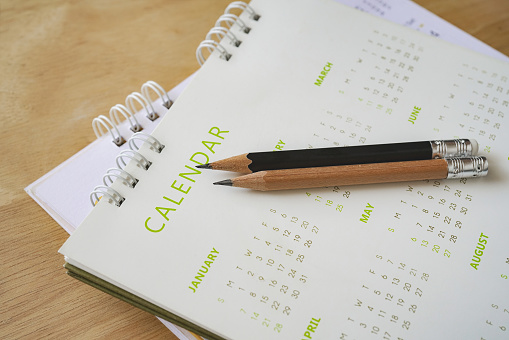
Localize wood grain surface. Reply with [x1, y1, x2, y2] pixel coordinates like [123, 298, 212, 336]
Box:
[228, 160, 450, 191]
[1, 0, 508, 338]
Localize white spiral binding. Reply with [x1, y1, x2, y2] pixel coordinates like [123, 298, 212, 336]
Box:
[142, 80, 173, 110]
[90, 134, 165, 207]
[92, 81, 171, 145]
[92, 115, 126, 146]
[115, 149, 152, 171]
[128, 132, 165, 153]
[90, 185, 125, 207]
[216, 14, 251, 34]
[103, 168, 138, 188]
[225, 1, 260, 20]
[206, 27, 242, 47]
[196, 40, 232, 66]
[109, 104, 143, 133]
[196, 1, 260, 66]
[126, 91, 159, 122]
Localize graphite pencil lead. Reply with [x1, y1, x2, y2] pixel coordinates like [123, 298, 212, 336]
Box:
[196, 163, 212, 169]
[213, 179, 234, 186]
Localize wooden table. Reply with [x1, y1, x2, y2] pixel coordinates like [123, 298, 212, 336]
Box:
[2, 0, 508, 338]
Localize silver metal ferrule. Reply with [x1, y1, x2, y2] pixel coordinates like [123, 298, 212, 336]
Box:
[446, 156, 488, 179]
[431, 139, 476, 158]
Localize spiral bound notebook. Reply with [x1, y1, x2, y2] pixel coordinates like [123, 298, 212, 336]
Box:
[25, 77, 195, 233]
[24, 1, 508, 339]
[58, 0, 509, 338]
[24, 0, 508, 236]
[20, 0, 504, 338]
[24, 2, 509, 339]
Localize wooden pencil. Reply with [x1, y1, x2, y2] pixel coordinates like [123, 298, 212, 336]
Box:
[213, 157, 488, 191]
[199, 139, 478, 173]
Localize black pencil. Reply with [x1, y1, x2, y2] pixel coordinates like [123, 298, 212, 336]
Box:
[198, 139, 478, 173]
[213, 157, 488, 191]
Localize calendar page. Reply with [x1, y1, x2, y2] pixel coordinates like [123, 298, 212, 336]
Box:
[338, 0, 508, 61]
[60, 0, 509, 339]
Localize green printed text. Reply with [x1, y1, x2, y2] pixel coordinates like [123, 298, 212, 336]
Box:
[188, 247, 219, 293]
[302, 317, 321, 339]
[360, 203, 374, 223]
[144, 127, 229, 232]
[314, 62, 333, 86]
[408, 106, 421, 124]
[274, 139, 285, 151]
[470, 233, 489, 270]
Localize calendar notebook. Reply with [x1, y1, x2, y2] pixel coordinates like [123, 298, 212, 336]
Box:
[26, 1, 506, 339]
[25, 77, 194, 234]
[24, 76, 201, 339]
[59, 0, 509, 339]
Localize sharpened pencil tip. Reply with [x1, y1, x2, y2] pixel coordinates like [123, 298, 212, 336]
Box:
[196, 163, 212, 169]
[213, 179, 233, 186]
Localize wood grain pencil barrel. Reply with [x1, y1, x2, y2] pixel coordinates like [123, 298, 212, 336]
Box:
[213, 157, 488, 191]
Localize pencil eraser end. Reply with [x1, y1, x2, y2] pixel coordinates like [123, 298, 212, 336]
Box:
[469, 139, 479, 155]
